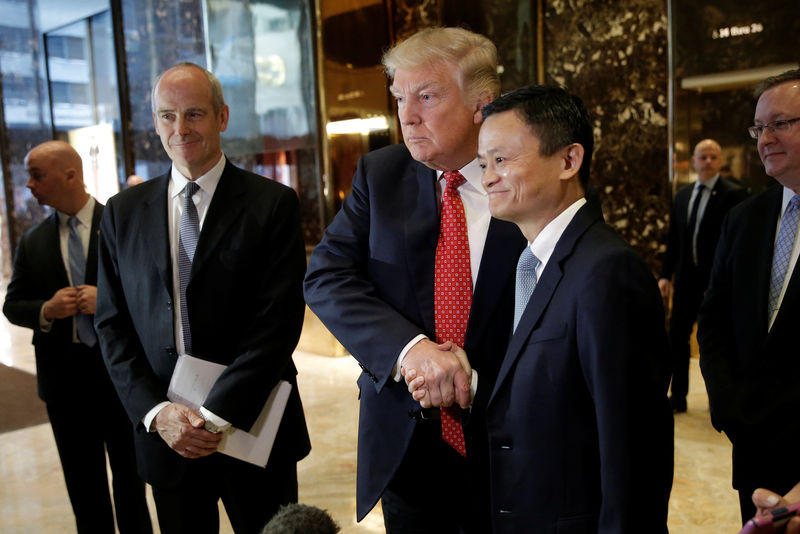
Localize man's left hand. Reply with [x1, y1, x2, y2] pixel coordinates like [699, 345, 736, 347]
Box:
[75, 285, 97, 315]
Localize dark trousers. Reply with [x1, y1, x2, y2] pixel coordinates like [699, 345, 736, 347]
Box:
[152, 453, 298, 534]
[381, 417, 489, 534]
[46, 345, 152, 534]
[668, 271, 706, 400]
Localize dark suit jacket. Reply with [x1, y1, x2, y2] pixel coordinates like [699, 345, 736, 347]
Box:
[303, 143, 525, 521]
[698, 184, 800, 490]
[95, 160, 311, 487]
[660, 177, 747, 287]
[3, 201, 105, 402]
[487, 200, 673, 534]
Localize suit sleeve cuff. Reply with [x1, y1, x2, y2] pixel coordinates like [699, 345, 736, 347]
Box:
[39, 303, 53, 332]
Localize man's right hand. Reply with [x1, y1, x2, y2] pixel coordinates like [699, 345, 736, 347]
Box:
[401, 339, 472, 409]
[153, 403, 223, 459]
[657, 278, 672, 299]
[43, 287, 79, 320]
[752, 484, 800, 534]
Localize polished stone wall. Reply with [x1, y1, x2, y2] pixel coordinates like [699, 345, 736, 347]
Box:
[543, 0, 670, 272]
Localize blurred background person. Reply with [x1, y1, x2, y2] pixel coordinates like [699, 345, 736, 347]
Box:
[3, 140, 151, 534]
[659, 138, 746, 413]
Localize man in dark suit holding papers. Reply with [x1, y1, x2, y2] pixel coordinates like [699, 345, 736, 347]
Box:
[95, 62, 310, 534]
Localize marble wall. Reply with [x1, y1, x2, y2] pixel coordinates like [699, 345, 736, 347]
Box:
[542, 0, 670, 272]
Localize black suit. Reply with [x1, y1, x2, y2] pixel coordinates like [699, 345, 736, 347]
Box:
[487, 199, 673, 533]
[95, 161, 311, 533]
[3, 200, 151, 534]
[304, 144, 526, 532]
[660, 177, 746, 401]
[699, 184, 800, 519]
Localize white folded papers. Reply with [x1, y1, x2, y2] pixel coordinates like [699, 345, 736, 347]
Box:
[167, 353, 290, 467]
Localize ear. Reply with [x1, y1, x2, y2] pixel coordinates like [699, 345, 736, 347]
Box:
[152, 111, 160, 135]
[473, 90, 493, 125]
[218, 105, 230, 133]
[559, 143, 585, 181]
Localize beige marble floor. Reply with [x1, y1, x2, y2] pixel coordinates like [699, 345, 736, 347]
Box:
[0, 304, 742, 533]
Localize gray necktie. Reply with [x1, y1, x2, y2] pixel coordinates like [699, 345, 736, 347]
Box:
[768, 194, 800, 318]
[514, 247, 541, 333]
[67, 217, 97, 347]
[178, 182, 200, 354]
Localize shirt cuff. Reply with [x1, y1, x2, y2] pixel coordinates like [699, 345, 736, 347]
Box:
[143, 401, 171, 432]
[39, 303, 53, 332]
[393, 334, 428, 382]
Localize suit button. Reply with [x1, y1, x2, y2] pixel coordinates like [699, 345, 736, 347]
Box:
[167, 300, 173, 310]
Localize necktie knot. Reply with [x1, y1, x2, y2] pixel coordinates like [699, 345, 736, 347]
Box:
[443, 171, 466, 190]
[68, 216, 79, 231]
[517, 246, 540, 272]
[185, 181, 200, 199]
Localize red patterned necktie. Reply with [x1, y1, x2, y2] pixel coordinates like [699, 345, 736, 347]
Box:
[434, 170, 470, 457]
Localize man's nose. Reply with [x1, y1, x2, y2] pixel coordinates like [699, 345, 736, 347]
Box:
[399, 101, 419, 125]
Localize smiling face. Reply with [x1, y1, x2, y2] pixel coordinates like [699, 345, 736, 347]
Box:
[755, 81, 800, 191]
[152, 66, 229, 179]
[478, 110, 583, 241]
[391, 61, 487, 171]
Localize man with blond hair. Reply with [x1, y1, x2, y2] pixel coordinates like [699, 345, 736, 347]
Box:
[4, 140, 151, 533]
[305, 28, 524, 533]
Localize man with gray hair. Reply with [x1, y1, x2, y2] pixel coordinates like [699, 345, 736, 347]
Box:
[304, 27, 525, 533]
[95, 62, 310, 533]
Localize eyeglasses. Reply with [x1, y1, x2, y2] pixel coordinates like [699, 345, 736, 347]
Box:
[748, 118, 800, 139]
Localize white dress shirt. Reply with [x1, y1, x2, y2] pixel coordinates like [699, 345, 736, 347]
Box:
[528, 197, 587, 279]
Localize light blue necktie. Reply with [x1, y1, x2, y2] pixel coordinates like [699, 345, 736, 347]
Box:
[67, 216, 97, 347]
[178, 182, 200, 354]
[514, 247, 541, 333]
[768, 195, 800, 318]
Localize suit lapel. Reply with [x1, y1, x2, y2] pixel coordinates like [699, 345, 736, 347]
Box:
[191, 161, 248, 273]
[490, 200, 603, 404]
[141, 175, 172, 294]
[404, 162, 439, 336]
[85, 201, 103, 286]
[466, 218, 525, 347]
[762, 187, 792, 334]
[44, 212, 70, 287]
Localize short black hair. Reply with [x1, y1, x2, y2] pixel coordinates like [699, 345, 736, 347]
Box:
[754, 68, 800, 99]
[261, 503, 340, 534]
[482, 84, 594, 188]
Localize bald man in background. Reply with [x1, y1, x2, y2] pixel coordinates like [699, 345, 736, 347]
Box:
[3, 141, 151, 533]
[659, 139, 746, 413]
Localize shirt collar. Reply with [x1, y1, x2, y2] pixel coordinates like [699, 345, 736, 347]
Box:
[169, 154, 226, 199]
[781, 186, 799, 215]
[437, 158, 486, 196]
[697, 174, 719, 191]
[529, 197, 587, 267]
[58, 196, 95, 228]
